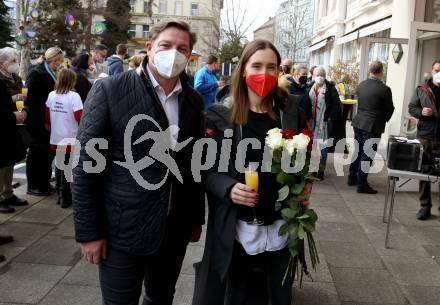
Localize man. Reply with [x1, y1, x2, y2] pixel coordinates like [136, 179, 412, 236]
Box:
[348, 61, 394, 194]
[90, 44, 108, 78]
[107, 44, 128, 76]
[73, 20, 205, 305]
[194, 55, 224, 109]
[289, 63, 312, 121]
[408, 60, 440, 220]
[280, 58, 293, 76]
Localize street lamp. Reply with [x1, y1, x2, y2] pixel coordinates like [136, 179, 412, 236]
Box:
[392, 44, 403, 64]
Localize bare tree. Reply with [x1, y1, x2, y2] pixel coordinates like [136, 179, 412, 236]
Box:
[16, 0, 37, 80]
[276, 0, 312, 62]
[221, 0, 256, 43]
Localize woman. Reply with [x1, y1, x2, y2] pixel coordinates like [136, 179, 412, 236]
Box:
[0, 48, 28, 212]
[194, 40, 310, 305]
[128, 54, 145, 70]
[25, 47, 64, 196]
[72, 53, 93, 103]
[308, 66, 342, 180]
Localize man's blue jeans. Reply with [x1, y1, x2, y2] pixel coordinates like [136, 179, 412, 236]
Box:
[348, 128, 380, 189]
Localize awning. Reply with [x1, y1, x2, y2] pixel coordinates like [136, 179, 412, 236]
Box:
[308, 37, 333, 52]
[358, 17, 392, 38]
[336, 16, 392, 45]
[336, 31, 359, 45]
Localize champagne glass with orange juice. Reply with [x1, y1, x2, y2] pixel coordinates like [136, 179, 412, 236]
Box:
[245, 164, 263, 225]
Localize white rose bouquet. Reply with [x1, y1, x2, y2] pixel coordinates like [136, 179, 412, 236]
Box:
[265, 127, 319, 286]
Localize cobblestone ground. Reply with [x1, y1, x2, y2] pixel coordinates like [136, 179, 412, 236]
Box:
[1, 158, 440, 305]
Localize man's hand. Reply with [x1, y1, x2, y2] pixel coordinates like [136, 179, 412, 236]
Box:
[14, 111, 26, 124]
[422, 107, 433, 117]
[80, 239, 107, 264]
[230, 183, 258, 207]
[190, 226, 202, 243]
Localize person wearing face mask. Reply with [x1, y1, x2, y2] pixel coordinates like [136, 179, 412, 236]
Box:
[289, 63, 312, 121]
[279, 58, 293, 76]
[72, 53, 93, 103]
[25, 47, 65, 196]
[90, 44, 108, 80]
[0, 47, 28, 212]
[73, 20, 205, 305]
[194, 55, 224, 109]
[409, 60, 440, 220]
[349, 61, 394, 194]
[192, 40, 311, 305]
[308, 66, 342, 180]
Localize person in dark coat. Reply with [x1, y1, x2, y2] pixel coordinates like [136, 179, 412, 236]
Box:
[193, 39, 311, 305]
[25, 47, 64, 196]
[107, 43, 127, 76]
[0, 47, 28, 209]
[289, 63, 312, 121]
[308, 66, 342, 180]
[73, 20, 205, 305]
[348, 61, 394, 194]
[408, 60, 440, 220]
[72, 53, 93, 103]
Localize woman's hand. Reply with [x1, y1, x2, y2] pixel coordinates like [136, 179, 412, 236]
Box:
[229, 183, 258, 207]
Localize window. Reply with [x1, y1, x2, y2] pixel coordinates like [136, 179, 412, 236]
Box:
[144, 1, 152, 14]
[159, 0, 167, 14]
[143, 25, 150, 39]
[129, 0, 136, 12]
[175, 1, 183, 15]
[191, 3, 198, 16]
[128, 24, 137, 38]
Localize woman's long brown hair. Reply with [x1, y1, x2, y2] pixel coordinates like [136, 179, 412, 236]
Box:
[230, 39, 282, 125]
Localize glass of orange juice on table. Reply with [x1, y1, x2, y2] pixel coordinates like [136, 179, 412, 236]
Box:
[245, 164, 263, 225]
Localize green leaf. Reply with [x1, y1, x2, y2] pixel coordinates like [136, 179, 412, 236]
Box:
[287, 200, 300, 214]
[288, 238, 300, 257]
[275, 201, 282, 211]
[298, 225, 306, 239]
[278, 223, 288, 236]
[277, 185, 290, 202]
[276, 172, 295, 186]
[299, 220, 315, 232]
[297, 214, 310, 220]
[281, 208, 296, 220]
[288, 223, 299, 238]
[271, 162, 281, 173]
[305, 209, 318, 223]
[291, 180, 306, 195]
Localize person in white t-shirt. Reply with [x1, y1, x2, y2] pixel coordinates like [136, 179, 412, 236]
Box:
[45, 69, 83, 208]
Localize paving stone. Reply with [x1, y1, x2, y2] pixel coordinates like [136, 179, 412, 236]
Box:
[382, 256, 440, 286]
[367, 232, 430, 258]
[311, 182, 339, 195]
[174, 274, 195, 305]
[356, 215, 407, 235]
[401, 285, 440, 305]
[303, 253, 333, 283]
[62, 259, 99, 287]
[38, 284, 101, 305]
[315, 222, 369, 244]
[0, 245, 25, 269]
[329, 267, 407, 304]
[346, 201, 388, 217]
[51, 215, 75, 237]
[407, 225, 440, 245]
[0, 262, 70, 304]
[309, 194, 347, 208]
[0, 222, 52, 247]
[395, 211, 440, 227]
[14, 234, 82, 266]
[315, 206, 357, 223]
[9, 200, 71, 225]
[180, 245, 204, 275]
[293, 281, 340, 305]
[320, 241, 384, 269]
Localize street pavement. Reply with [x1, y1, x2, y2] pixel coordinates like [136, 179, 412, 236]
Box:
[1, 157, 440, 305]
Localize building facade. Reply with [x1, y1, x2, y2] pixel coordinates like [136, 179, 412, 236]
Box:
[308, 0, 440, 160]
[274, 0, 314, 63]
[126, 0, 223, 57]
[253, 17, 275, 43]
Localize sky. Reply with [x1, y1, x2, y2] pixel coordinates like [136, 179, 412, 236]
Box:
[220, 0, 284, 41]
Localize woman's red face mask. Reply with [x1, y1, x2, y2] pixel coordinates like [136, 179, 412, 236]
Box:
[245, 74, 278, 97]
